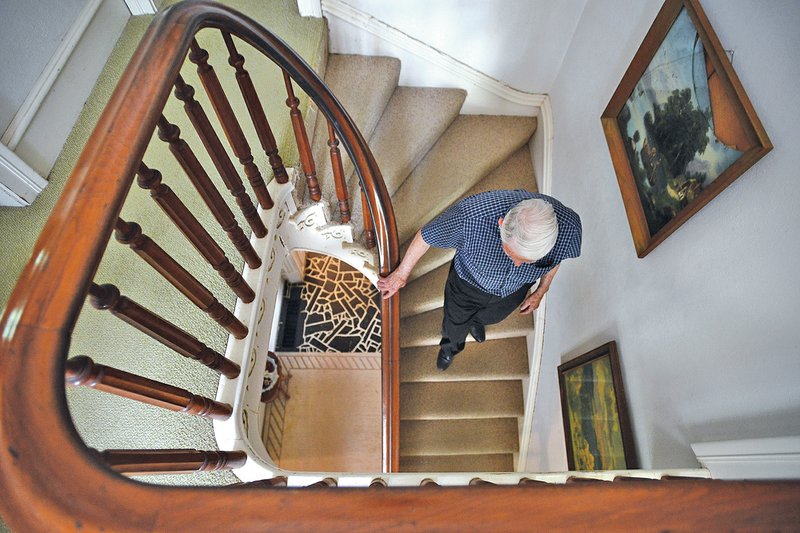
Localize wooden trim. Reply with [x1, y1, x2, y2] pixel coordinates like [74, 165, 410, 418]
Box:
[600, 0, 772, 258]
[558, 341, 638, 471]
[0, 2, 401, 528]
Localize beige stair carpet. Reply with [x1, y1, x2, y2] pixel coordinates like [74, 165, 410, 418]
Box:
[391, 114, 536, 243]
[401, 418, 520, 456]
[401, 337, 529, 383]
[400, 306, 533, 349]
[400, 380, 524, 420]
[401, 453, 514, 473]
[345, 86, 466, 234]
[305, 49, 541, 472]
[309, 54, 400, 205]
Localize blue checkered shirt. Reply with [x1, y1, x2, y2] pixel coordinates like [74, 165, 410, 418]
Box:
[421, 190, 582, 297]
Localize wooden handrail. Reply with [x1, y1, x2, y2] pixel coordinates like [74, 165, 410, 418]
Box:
[0, 2, 402, 528]
[3, 1, 796, 530]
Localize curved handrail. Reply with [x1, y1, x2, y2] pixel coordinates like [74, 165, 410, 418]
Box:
[3, 2, 799, 531]
[0, 1, 399, 529]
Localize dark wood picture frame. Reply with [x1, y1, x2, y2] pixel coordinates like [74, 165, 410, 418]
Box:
[601, 0, 772, 258]
[558, 341, 637, 471]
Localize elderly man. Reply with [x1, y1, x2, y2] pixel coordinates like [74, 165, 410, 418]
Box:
[377, 190, 582, 371]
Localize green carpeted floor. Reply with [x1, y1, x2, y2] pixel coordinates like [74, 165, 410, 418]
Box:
[0, 0, 325, 487]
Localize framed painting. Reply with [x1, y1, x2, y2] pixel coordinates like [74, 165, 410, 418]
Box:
[601, 0, 772, 258]
[558, 341, 637, 471]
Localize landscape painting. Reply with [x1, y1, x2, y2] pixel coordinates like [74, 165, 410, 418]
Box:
[602, 0, 771, 257]
[619, 8, 742, 236]
[558, 342, 637, 471]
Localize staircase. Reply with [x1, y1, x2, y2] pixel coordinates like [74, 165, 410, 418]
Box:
[308, 54, 538, 472]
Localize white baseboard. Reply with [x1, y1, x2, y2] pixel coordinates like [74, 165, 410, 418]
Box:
[124, 0, 157, 16]
[297, 0, 323, 18]
[692, 436, 800, 480]
[321, 0, 546, 116]
[0, 143, 47, 207]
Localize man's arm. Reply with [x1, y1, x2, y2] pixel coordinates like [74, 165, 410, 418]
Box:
[519, 264, 560, 315]
[376, 229, 430, 299]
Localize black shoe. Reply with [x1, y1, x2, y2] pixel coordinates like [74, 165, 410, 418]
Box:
[436, 349, 454, 371]
[469, 324, 486, 343]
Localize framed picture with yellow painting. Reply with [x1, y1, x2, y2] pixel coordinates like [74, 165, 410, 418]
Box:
[558, 341, 637, 470]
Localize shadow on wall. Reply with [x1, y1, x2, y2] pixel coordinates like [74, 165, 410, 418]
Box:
[686, 407, 800, 446]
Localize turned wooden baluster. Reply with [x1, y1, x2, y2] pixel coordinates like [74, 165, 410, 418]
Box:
[66, 355, 233, 419]
[361, 190, 377, 248]
[221, 31, 288, 186]
[137, 162, 255, 303]
[327, 121, 351, 223]
[283, 71, 321, 201]
[188, 39, 274, 209]
[88, 282, 240, 379]
[173, 75, 267, 236]
[157, 115, 261, 269]
[114, 218, 247, 339]
[97, 448, 246, 475]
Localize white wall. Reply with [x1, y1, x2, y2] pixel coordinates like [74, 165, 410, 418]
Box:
[325, 0, 586, 115]
[528, 0, 800, 471]
[1, 0, 129, 178]
[0, 0, 88, 133]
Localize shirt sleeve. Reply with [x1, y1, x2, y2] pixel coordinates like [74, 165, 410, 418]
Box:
[421, 201, 464, 249]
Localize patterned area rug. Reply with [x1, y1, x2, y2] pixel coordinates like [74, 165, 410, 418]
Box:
[297, 252, 381, 352]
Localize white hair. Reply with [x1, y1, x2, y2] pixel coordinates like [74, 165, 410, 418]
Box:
[500, 199, 558, 261]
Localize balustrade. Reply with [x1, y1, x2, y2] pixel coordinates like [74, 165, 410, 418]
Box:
[283, 71, 321, 201]
[173, 75, 267, 236]
[222, 31, 288, 187]
[114, 218, 248, 339]
[0, 4, 409, 529]
[136, 162, 256, 303]
[157, 115, 261, 268]
[189, 39, 273, 209]
[327, 121, 351, 222]
[65, 355, 233, 419]
[88, 282, 240, 378]
[361, 190, 377, 248]
[98, 448, 246, 475]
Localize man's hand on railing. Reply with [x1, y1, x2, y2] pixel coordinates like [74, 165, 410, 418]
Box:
[377, 270, 409, 299]
[377, 229, 432, 299]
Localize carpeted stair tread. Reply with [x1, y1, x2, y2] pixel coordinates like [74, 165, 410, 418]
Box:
[405, 245, 454, 283]
[345, 86, 466, 236]
[391, 115, 537, 244]
[400, 306, 533, 348]
[460, 145, 538, 197]
[356, 86, 466, 197]
[399, 146, 537, 285]
[400, 418, 519, 455]
[312, 54, 400, 204]
[400, 262, 449, 318]
[400, 380, 523, 419]
[400, 453, 514, 472]
[401, 337, 529, 382]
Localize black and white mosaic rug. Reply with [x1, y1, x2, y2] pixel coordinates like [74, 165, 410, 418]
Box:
[290, 253, 382, 353]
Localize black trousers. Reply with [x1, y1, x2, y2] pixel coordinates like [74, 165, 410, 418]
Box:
[439, 262, 533, 358]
